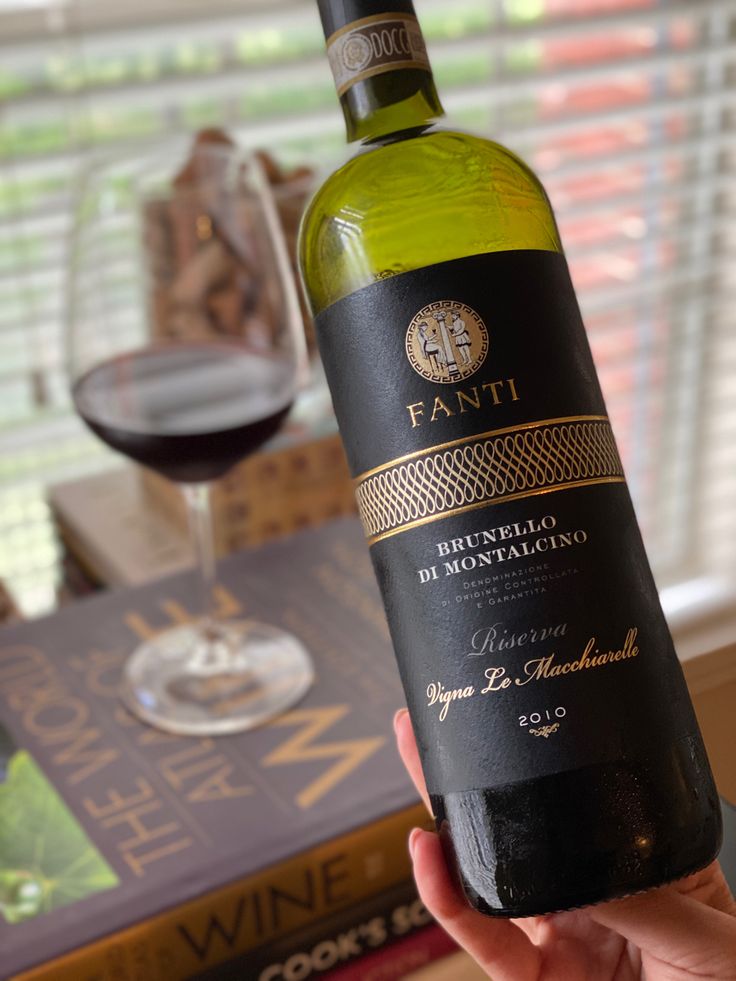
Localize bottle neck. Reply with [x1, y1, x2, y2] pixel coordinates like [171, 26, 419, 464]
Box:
[319, 2, 443, 144]
[340, 68, 444, 143]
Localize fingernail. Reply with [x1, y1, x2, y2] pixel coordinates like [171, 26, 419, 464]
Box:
[408, 827, 422, 860]
[393, 707, 408, 733]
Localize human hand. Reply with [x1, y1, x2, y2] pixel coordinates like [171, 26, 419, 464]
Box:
[394, 707, 736, 980]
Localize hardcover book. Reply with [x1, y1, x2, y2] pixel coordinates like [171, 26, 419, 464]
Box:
[192, 880, 452, 980]
[323, 924, 457, 981]
[0, 518, 424, 981]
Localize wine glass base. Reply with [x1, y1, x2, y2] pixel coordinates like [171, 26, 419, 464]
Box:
[120, 620, 314, 736]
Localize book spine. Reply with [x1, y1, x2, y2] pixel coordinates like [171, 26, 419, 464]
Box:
[194, 879, 425, 980]
[12, 804, 428, 981]
[323, 924, 457, 981]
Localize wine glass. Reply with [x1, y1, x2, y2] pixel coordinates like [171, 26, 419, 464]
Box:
[66, 139, 314, 735]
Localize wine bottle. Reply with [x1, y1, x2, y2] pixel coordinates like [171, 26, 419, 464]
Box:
[298, 0, 722, 917]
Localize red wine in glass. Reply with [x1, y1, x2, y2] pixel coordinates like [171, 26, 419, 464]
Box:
[73, 341, 294, 483]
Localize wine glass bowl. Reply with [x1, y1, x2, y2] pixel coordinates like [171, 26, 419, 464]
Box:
[72, 340, 295, 484]
[67, 139, 314, 735]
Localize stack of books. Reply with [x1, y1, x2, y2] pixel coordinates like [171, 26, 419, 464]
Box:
[0, 518, 456, 980]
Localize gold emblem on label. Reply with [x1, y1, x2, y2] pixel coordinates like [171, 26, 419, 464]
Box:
[342, 34, 372, 72]
[406, 301, 489, 384]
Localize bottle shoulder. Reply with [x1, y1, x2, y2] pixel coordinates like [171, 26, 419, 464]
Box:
[299, 127, 562, 314]
[304, 127, 546, 229]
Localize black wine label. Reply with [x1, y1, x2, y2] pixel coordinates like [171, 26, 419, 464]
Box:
[315, 250, 697, 795]
[326, 13, 431, 97]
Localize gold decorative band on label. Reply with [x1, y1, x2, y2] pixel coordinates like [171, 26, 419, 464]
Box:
[355, 416, 625, 545]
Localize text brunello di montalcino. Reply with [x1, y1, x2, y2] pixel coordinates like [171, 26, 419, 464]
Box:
[417, 513, 587, 583]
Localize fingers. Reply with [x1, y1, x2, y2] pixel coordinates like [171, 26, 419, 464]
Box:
[588, 868, 736, 977]
[674, 861, 736, 916]
[395, 708, 542, 979]
[393, 707, 432, 813]
[409, 827, 542, 981]
[393, 707, 736, 978]
[394, 707, 540, 948]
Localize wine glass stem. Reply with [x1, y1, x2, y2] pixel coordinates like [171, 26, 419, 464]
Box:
[182, 482, 219, 640]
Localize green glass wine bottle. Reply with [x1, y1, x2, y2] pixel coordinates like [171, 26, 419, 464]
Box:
[299, 0, 721, 917]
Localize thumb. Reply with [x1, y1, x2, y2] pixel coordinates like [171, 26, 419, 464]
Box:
[588, 864, 736, 977]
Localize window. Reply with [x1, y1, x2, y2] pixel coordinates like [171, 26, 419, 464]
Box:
[0, 0, 734, 616]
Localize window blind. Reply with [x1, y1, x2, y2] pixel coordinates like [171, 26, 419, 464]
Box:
[0, 0, 733, 615]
